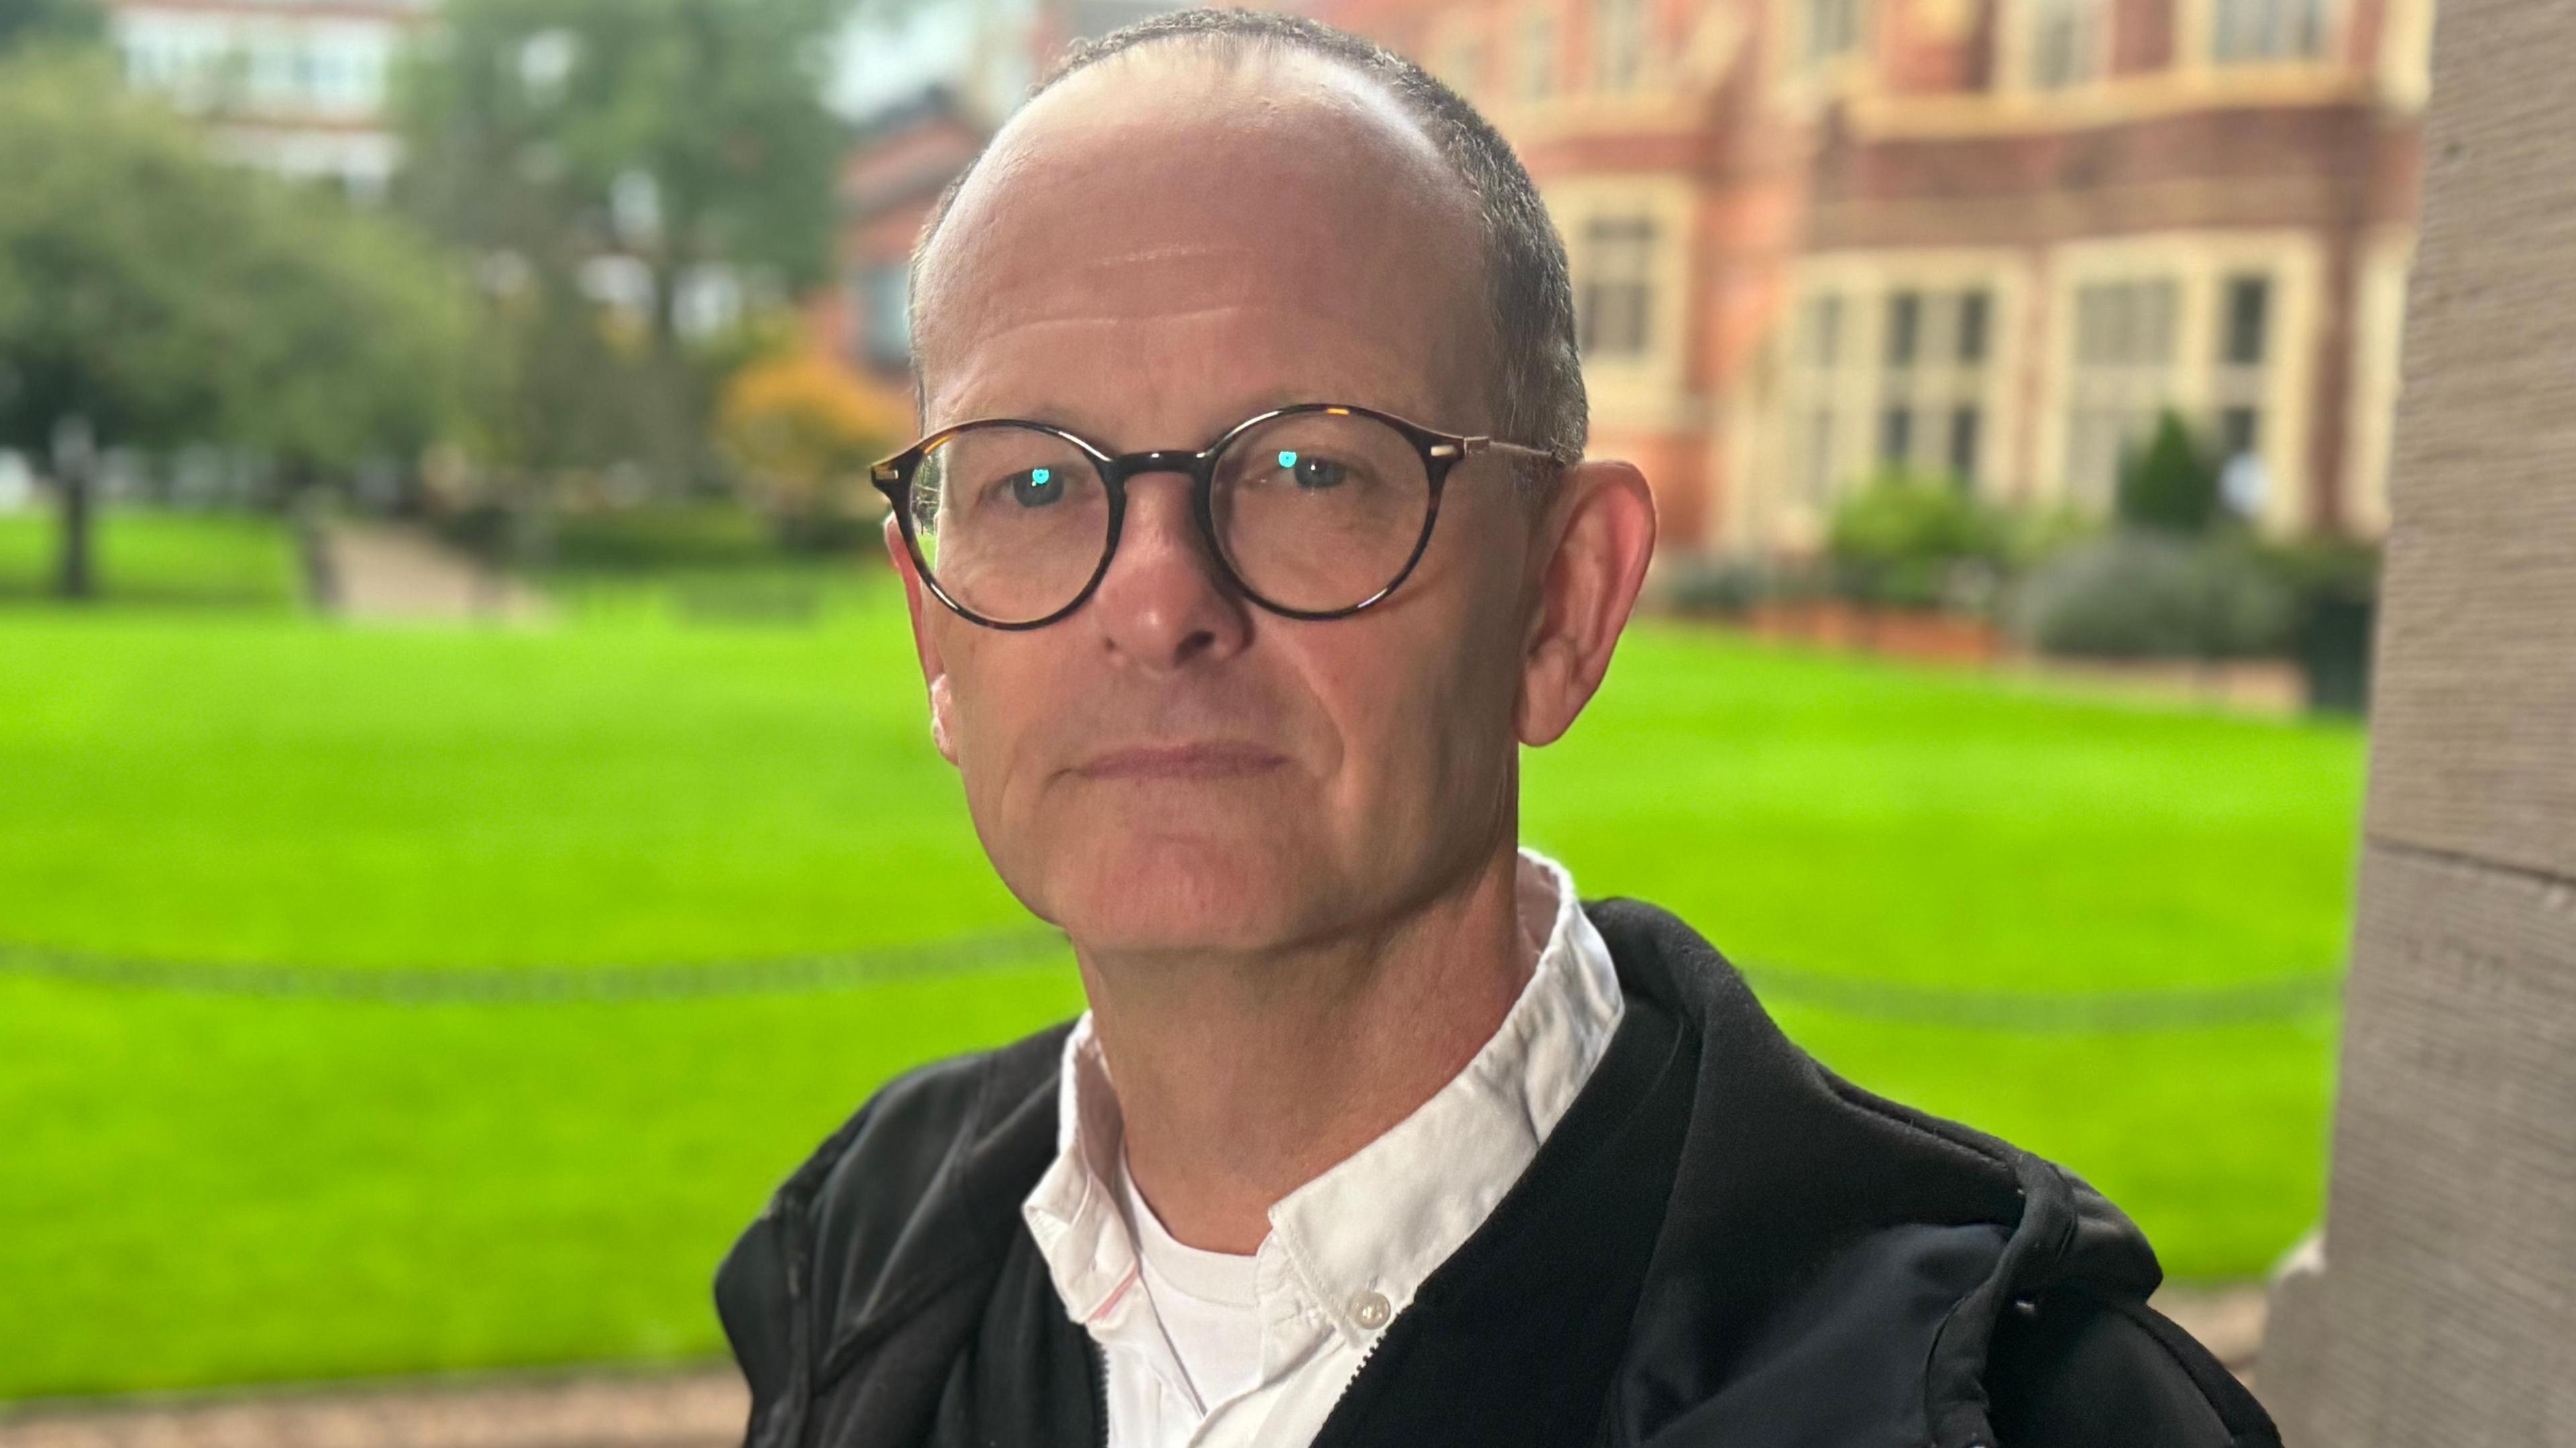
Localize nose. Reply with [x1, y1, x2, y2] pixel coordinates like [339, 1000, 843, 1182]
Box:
[1087, 467, 1251, 671]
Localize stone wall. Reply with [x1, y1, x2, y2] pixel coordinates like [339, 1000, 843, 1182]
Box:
[2256, 0, 2576, 1437]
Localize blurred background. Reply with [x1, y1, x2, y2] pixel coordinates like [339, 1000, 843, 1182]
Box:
[0, 0, 2406, 1417]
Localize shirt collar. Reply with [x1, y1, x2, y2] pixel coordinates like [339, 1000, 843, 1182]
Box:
[1021, 1015, 1141, 1325]
[1267, 849, 1624, 1344]
[1019, 848, 1627, 1345]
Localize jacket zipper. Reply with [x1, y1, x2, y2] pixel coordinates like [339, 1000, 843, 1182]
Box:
[1093, 1337, 1112, 1448]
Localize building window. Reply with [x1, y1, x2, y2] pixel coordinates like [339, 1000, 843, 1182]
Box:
[1957, 290, 1990, 363]
[856, 263, 910, 368]
[1576, 217, 1656, 358]
[1877, 286, 1996, 488]
[1878, 406, 1913, 465]
[1885, 291, 1922, 368]
[2212, 272, 2272, 467]
[2065, 278, 2181, 504]
[1521, 9, 1558, 99]
[1803, 0, 1865, 68]
[2029, 0, 2105, 88]
[2213, 0, 2328, 61]
[1792, 292, 1846, 502]
[1593, 0, 1644, 91]
[1947, 405, 1982, 479]
[2221, 272, 2269, 366]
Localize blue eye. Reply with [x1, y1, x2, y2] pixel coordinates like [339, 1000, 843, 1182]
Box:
[1008, 466, 1064, 507]
[1281, 451, 1349, 490]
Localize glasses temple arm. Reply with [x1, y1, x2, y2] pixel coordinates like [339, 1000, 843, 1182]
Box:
[1459, 437, 1581, 467]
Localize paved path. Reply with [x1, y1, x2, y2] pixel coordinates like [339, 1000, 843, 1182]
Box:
[0, 1286, 2269, 1447]
[0, 1370, 743, 1448]
[317, 524, 550, 622]
[2155, 1282, 2272, 1374]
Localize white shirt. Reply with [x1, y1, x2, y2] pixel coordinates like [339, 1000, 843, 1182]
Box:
[1019, 848, 1627, 1448]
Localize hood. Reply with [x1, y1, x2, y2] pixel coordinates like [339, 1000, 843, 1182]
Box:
[1585, 895, 2165, 1447]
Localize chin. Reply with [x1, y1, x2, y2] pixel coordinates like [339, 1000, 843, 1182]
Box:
[1011, 816, 1334, 955]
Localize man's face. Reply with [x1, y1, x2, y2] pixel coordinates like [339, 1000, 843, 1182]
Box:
[901, 49, 1544, 956]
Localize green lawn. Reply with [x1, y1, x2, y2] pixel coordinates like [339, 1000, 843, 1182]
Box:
[0, 510, 303, 609]
[0, 575, 2365, 1399]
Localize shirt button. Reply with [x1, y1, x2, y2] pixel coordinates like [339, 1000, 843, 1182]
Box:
[1349, 1290, 1392, 1330]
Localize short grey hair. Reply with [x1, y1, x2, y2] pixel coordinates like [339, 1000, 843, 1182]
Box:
[907, 8, 1587, 478]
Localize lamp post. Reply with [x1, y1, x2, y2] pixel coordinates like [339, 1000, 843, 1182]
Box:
[51, 414, 95, 601]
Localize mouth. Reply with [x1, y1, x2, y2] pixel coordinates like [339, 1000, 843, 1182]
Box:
[1073, 741, 1289, 781]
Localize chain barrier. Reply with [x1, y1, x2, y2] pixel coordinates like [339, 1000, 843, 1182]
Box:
[1735, 962, 2341, 1032]
[1, 931, 2339, 1030]
[0, 929, 1073, 1003]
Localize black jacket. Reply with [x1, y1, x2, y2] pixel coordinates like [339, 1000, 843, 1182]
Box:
[716, 897, 2281, 1448]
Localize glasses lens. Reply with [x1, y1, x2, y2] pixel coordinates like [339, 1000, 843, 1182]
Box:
[909, 424, 1110, 625]
[1212, 412, 1434, 614]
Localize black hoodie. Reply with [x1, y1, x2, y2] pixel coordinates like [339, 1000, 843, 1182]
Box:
[714, 897, 2282, 1448]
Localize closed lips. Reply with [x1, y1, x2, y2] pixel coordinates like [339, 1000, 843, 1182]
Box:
[1073, 742, 1287, 779]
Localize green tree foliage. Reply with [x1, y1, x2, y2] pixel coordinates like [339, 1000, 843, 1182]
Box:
[0, 0, 104, 54]
[394, 0, 849, 490]
[0, 53, 468, 468]
[1825, 469, 2007, 610]
[0, 52, 470, 593]
[2114, 409, 2224, 535]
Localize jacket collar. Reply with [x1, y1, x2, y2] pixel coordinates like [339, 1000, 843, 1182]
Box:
[775, 895, 2169, 1448]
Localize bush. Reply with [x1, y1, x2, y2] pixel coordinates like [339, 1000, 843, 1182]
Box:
[716, 350, 908, 539]
[2012, 533, 2298, 660]
[2116, 411, 2224, 535]
[1996, 503, 2101, 575]
[2259, 539, 2381, 712]
[1654, 553, 1774, 617]
[1826, 470, 2006, 611]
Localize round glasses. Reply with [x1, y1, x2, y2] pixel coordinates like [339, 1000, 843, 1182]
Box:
[869, 403, 1567, 630]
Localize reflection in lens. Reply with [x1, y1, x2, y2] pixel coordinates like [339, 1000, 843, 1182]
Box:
[910, 424, 1110, 624]
[1215, 412, 1432, 614]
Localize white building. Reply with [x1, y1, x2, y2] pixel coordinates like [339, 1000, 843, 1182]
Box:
[106, 0, 434, 200]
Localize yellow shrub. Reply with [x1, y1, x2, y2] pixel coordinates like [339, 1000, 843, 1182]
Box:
[717, 350, 910, 519]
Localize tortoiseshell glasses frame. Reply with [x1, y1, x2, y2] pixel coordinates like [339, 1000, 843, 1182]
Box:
[869, 401, 1571, 631]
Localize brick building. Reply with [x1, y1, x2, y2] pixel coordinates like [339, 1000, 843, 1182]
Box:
[1312, 0, 2427, 549]
[824, 89, 991, 394]
[826, 0, 1176, 394]
[827, 0, 2426, 551]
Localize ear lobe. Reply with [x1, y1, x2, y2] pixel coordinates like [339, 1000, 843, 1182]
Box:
[926, 674, 960, 765]
[1515, 459, 1658, 748]
[886, 514, 963, 767]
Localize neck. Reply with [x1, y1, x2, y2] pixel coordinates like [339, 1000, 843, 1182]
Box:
[1078, 841, 1541, 1255]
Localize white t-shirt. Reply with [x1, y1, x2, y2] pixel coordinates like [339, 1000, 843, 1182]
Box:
[1120, 1157, 1263, 1411]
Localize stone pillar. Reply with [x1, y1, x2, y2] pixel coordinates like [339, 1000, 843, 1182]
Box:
[2255, 0, 2576, 1440]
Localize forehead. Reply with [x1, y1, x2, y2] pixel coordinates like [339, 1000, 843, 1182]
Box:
[912, 46, 1490, 439]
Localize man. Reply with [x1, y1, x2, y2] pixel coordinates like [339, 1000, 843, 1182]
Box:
[716, 11, 2279, 1447]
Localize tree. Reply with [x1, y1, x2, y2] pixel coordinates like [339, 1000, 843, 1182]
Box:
[0, 51, 471, 596]
[717, 345, 906, 545]
[2114, 410, 2224, 535]
[395, 0, 849, 492]
[0, 0, 104, 54]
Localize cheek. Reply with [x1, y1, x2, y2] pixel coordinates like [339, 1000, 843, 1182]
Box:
[935, 635, 1048, 822]
[1295, 586, 1525, 812]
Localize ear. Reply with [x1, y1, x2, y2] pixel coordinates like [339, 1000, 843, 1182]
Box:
[1515, 459, 1657, 748]
[886, 514, 961, 766]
